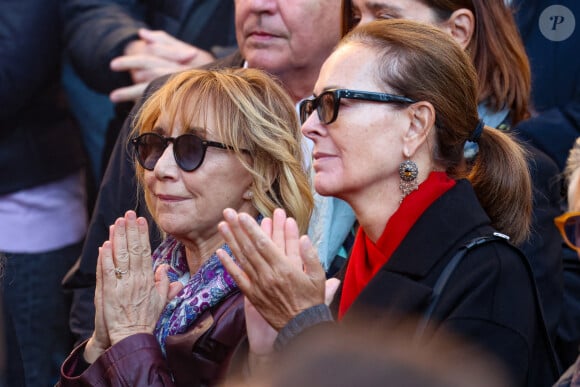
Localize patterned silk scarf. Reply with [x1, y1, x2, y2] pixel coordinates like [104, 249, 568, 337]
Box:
[152, 235, 238, 355]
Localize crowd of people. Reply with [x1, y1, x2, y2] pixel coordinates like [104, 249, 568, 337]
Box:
[1, 1, 579, 386]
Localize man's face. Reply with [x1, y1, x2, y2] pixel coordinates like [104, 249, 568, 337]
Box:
[235, 0, 341, 79]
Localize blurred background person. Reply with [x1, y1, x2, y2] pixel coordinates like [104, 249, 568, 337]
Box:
[225, 319, 513, 387]
[0, 0, 88, 385]
[61, 0, 237, 198]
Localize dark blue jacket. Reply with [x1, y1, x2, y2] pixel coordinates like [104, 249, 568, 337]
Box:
[513, 0, 580, 170]
[62, 0, 237, 94]
[0, 0, 85, 194]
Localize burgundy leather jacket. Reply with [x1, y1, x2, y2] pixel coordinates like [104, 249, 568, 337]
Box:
[59, 291, 245, 386]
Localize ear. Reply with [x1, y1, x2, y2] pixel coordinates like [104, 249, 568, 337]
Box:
[442, 8, 475, 50]
[402, 102, 436, 158]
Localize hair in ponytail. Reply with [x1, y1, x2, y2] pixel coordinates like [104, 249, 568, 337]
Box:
[467, 127, 531, 244]
[344, 19, 532, 243]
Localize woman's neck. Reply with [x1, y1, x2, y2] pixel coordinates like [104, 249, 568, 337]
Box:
[345, 182, 401, 243]
[182, 234, 225, 275]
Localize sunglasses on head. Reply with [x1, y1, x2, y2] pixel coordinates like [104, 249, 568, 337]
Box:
[299, 88, 416, 125]
[131, 131, 244, 172]
[554, 212, 580, 252]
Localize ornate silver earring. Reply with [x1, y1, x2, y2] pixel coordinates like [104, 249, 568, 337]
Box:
[399, 160, 418, 203]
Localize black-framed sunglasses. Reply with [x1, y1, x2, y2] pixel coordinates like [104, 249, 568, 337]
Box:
[299, 88, 416, 125]
[131, 132, 243, 172]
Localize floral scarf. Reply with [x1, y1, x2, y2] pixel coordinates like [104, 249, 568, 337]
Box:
[152, 235, 238, 355]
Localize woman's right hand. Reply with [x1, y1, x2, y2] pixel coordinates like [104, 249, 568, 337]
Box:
[99, 211, 170, 345]
[83, 211, 184, 362]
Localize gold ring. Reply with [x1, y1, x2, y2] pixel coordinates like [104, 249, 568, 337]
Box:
[114, 267, 128, 279]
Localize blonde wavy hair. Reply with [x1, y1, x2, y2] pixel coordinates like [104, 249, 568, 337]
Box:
[131, 68, 313, 233]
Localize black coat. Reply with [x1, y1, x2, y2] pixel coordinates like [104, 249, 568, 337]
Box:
[333, 180, 559, 387]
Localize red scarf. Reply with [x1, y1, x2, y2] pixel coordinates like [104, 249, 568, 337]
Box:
[338, 172, 456, 319]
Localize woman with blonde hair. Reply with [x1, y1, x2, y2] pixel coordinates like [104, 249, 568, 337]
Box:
[58, 67, 313, 386]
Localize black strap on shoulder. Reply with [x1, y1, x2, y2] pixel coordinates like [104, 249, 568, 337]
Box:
[414, 233, 561, 377]
[416, 233, 509, 335]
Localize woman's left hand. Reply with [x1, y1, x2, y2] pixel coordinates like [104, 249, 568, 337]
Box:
[99, 211, 177, 345]
[217, 208, 326, 331]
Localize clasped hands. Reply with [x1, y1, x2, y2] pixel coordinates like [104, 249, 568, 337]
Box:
[109, 28, 215, 103]
[84, 210, 183, 363]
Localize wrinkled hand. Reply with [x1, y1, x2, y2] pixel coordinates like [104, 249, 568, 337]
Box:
[109, 28, 214, 102]
[98, 211, 178, 345]
[85, 211, 183, 362]
[217, 208, 326, 331]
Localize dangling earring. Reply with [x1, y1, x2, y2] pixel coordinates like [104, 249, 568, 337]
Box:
[399, 159, 418, 203]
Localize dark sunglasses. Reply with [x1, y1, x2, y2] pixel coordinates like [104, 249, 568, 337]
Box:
[555, 212, 580, 252]
[299, 88, 416, 125]
[131, 132, 243, 172]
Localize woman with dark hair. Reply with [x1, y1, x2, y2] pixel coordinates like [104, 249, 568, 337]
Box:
[310, 0, 564, 348]
[341, 0, 531, 125]
[218, 20, 559, 386]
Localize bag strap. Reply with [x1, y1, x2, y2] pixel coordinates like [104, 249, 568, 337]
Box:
[414, 232, 562, 377]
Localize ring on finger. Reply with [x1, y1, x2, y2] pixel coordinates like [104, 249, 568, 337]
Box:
[114, 267, 128, 279]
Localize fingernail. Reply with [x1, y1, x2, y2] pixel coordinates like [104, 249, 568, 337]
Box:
[126, 211, 136, 220]
[218, 222, 230, 235]
[223, 208, 235, 221]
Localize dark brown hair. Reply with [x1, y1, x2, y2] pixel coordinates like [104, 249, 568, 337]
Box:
[342, 19, 531, 243]
[341, 0, 531, 125]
